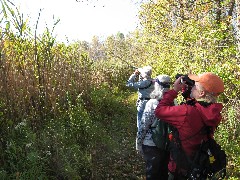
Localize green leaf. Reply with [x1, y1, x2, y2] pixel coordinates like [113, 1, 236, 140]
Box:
[5, 20, 10, 30]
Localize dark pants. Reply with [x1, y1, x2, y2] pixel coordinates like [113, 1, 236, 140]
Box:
[143, 145, 170, 180]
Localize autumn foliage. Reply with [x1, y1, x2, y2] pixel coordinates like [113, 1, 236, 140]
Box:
[0, 0, 239, 179]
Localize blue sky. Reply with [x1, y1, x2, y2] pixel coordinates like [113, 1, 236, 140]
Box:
[14, 0, 141, 42]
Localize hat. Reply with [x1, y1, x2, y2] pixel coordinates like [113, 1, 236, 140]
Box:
[155, 75, 171, 88]
[138, 66, 152, 78]
[188, 72, 224, 96]
[156, 75, 171, 83]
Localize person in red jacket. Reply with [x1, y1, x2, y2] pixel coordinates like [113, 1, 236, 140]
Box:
[154, 72, 224, 179]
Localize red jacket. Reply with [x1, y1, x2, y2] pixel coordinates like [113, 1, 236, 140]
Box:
[155, 90, 223, 157]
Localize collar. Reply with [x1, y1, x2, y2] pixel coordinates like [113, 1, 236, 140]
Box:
[183, 98, 212, 107]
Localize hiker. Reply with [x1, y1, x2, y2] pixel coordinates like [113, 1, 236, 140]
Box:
[126, 66, 154, 131]
[154, 72, 224, 179]
[136, 75, 172, 180]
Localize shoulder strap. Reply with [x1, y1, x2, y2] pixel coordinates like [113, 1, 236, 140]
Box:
[151, 118, 159, 128]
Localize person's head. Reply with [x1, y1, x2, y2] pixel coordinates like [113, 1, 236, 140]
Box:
[188, 72, 224, 103]
[138, 66, 152, 79]
[150, 75, 171, 100]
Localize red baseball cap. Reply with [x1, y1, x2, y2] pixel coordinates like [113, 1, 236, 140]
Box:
[188, 72, 224, 96]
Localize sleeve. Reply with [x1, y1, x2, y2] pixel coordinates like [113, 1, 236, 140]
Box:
[126, 74, 138, 89]
[136, 101, 155, 150]
[126, 74, 151, 89]
[154, 89, 188, 128]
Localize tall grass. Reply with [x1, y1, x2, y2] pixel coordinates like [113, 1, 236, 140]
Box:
[0, 28, 136, 179]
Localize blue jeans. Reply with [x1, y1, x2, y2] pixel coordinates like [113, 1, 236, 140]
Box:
[137, 100, 147, 130]
[142, 145, 170, 180]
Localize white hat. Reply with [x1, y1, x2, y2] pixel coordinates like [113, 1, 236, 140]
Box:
[156, 75, 171, 83]
[138, 66, 152, 78]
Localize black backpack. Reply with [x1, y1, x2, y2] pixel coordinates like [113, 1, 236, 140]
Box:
[170, 127, 227, 179]
[188, 137, 227, 179]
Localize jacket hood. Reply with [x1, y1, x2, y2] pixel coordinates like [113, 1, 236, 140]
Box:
[195, 102, 223, 127]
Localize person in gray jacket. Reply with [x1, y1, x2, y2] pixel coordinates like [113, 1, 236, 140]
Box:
[136, 74, 172, 180]
[126, 66, 154, 131]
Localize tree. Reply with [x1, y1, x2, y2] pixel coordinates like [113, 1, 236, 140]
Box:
[89, 36, 105, 61]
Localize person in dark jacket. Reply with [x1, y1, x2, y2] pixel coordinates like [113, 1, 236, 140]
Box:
[154, 72, 224, 179]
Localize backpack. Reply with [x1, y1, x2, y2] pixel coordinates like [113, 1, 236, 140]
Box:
[188, 138, 227, 179]
[170, 127, 227, 179]
[151, 118, 171, 150]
